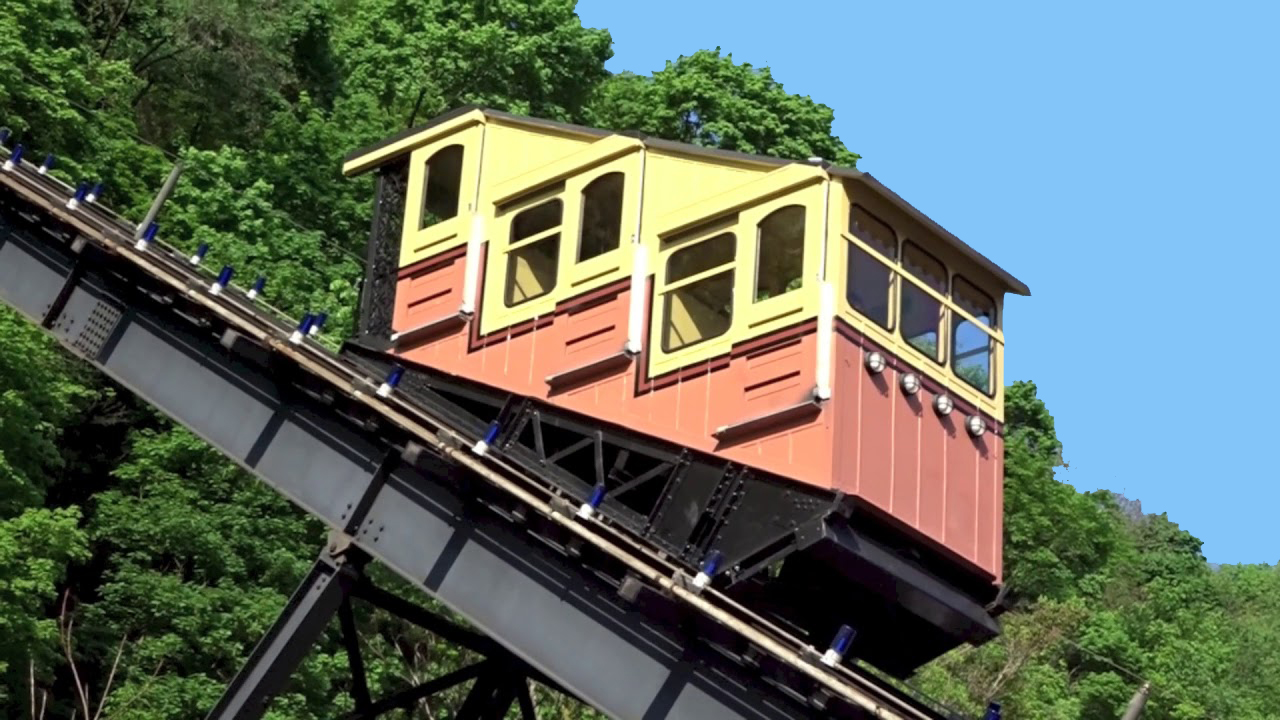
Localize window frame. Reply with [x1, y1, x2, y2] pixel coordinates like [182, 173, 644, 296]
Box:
[736, 190, 821, 333]
[850, 203, 898, 259]
[659, 231, 737, 353]
[835, 190, 1008, 414]
[576, 171, 626, 265]
[897, 240, 948, 365]
[647, 185, 824, 378]
[478, 150, 642, 338]
[753, 203, 807, 304]
[842, 204, 899, 330]
[648, 215, 740, 375]
[400, 126, 483, 268]
[949, 273, 999, 397]
[479, 184, 568, 329]
[951, 273, 997, 328]
[420, 144, 464, 231]
[562, 160, 638, 291]
[502, 197, 564, 308]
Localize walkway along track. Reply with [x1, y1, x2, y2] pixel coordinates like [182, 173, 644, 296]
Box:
[0, 144, 963, 720]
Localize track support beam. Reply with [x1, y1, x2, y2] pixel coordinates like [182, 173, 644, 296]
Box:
[206, 538, 367, 720]
[207, 532, 557, 720]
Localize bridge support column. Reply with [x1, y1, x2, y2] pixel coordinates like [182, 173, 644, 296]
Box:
[207, 535, 367, 720]
[207, 531, 548, 720]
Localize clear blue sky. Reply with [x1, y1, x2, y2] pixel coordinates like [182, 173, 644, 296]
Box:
[577, 0, 1279, 565]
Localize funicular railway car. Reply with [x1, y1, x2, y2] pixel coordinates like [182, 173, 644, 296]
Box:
[338, 106, 1030, 679]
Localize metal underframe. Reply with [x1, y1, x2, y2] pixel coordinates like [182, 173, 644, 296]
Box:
[341, 340, 842, 585]
[0, 189, 950, 719]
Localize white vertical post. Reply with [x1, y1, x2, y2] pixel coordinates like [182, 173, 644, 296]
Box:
[460, 125, 487, 317]
[626, 243, 647, 355]
[624, 146, 647, 356]
[460, 211, 484, 315]
[814, 281, 835, 401]
[1120, 683, 1151, 720]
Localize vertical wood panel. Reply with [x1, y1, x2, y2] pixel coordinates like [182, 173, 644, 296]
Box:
[918, 401, 947, 543]
[892, 387, 922, 526]
[857, 364, 894, 510]
[974, 432, 996, 578]
[944, 421, 978, 563]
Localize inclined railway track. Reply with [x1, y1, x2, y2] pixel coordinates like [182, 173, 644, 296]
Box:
[0, 142, 962, 720]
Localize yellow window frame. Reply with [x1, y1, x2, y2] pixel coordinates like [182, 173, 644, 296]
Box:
[647, 184, 824, 379]
[479, 153, 640, 336]
[949, 273, 999, 397]
[898, 240, 949, 366]
[565, 157, 638, 290]
[836, 229, 1006, 417]
[400, 124, 484, 268]
[739, 185, 823, 332]
[650, 221, 739, 372]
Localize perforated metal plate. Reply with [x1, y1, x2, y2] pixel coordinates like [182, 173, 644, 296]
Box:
[45, 284, 124, 361]
[71, 300, 123, 357]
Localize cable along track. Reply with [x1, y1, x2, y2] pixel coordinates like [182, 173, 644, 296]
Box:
[0, 145, 959, 720]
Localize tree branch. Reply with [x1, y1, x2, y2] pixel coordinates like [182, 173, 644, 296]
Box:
[102, 657, 165, 718]
[92, 635, 128, 720]
[99, 0, 136, 58]
[58, 591, 93, 720]
[130, 37, 170, 72]
[134, 47, 189, 76]
[130, 78, 156, 108]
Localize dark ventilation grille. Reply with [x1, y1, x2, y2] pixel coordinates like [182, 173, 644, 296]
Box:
[358, 159, 409, 341]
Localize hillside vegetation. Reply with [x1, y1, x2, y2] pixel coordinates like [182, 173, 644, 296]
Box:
[0, 1, 1275, 717]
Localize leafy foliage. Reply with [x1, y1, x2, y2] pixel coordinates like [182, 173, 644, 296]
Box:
[77, 0, 329, 150]
[332, 0, 612, 125]
[0, 1, 1275, 718]
[162, 144, 363, 333]
[84, 428, 334, 719]
[587, 48, 860, 166]
[921, 382, 1280, 719]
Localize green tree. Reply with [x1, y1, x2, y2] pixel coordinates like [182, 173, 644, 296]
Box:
[252, 93, 385, 255]
[76, 0, 331, 150]
[0, 506, 90, 708]
[81, 427, 341, 719]
[161, 144, 363, 332]
[0, 310, 97, 707]
[586, 48, 860, 166]
[0, 0, 169, 212]
[332, 0, 612, 124]
[1, 2, 619, 717]
[1001, 381, 1120, 603]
